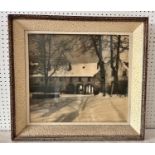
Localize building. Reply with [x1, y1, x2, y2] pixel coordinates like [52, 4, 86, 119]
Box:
[30, 58, 128, 95]
[30, 63, 100, 94]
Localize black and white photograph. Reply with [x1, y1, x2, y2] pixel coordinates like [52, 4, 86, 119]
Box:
[28, 33, 129, 123]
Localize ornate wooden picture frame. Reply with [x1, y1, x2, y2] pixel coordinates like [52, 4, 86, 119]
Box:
[9, 14, 148, 141]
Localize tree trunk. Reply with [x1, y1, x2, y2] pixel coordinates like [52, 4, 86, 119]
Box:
[110, 35, 121, 95]
[110, 35, 115, 96]
[43, 40, 48, 93]
[98, 36, 106, 96]
[91, 36, 106, 96]
[42, 36, 50, 94]
[46, 36, 52, 93]
[115, 35, 121, 93]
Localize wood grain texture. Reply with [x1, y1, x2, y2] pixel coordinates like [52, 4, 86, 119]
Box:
[1, 129, 155, 142]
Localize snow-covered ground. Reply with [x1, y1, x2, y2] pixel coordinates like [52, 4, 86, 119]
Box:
[30, 94, 128, 123]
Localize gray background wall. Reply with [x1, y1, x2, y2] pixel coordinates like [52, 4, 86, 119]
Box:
[0, 11, 154, 130]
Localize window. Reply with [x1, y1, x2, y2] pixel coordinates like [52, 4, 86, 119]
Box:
[88, 77, 91, 82]
[79, 77, 81, 82]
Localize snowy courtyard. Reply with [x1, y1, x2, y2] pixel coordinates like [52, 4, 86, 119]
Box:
[30, 94, 128, 123]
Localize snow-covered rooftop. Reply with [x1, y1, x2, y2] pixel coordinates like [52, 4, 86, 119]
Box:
[31, 63, 99, 77]
[49, 63, 99, 77]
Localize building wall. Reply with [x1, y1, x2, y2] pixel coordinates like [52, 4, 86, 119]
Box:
[30, 76, 97, 94]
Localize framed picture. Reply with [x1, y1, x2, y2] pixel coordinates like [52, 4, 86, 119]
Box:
[9, 14, 148, 141]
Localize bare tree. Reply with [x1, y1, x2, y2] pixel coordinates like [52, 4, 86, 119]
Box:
[29, 34, 72, 93]
[110, 35, 115, 96]
[115, 35, 121, 92]
[109, 35, 129, 95]
[91, 36, 106, 96]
